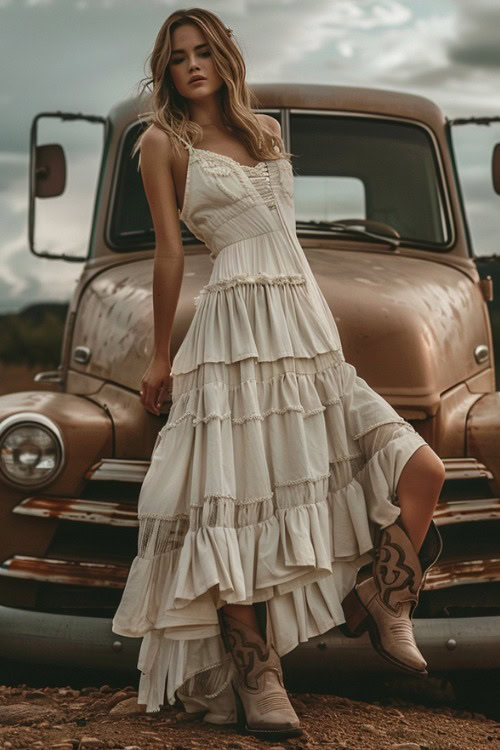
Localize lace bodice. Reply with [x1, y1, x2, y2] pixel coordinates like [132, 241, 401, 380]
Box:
[177, 144, 295, 262]
[240, 161, 276, 211]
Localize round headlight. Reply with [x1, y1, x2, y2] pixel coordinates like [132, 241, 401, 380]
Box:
[0, 413, 65, 487]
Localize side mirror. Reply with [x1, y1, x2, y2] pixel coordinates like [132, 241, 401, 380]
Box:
[28, 110, 107, 262]
[492, 143, 500, 195]
[35, 143, 66, 198]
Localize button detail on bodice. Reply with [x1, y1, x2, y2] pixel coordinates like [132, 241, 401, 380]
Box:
[240, 161, 277, 211]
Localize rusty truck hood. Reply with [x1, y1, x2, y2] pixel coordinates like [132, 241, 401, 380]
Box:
[70, 248, 489, 414]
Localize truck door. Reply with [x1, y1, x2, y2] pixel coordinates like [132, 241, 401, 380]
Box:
[447, 115, 500, 388]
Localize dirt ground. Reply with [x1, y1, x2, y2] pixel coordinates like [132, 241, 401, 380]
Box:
[0, 678, 499, 750]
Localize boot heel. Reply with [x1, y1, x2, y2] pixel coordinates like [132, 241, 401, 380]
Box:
[340, 588, 369, 637]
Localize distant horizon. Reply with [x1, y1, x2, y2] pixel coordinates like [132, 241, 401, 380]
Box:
[0, 299, 69, 317]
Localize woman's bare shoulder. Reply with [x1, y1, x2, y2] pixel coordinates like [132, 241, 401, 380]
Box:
[141, 124, 176, 161]
[256, 113, 282, 137]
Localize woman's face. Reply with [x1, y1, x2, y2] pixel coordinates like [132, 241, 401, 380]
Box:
[168, 23, 224, 100]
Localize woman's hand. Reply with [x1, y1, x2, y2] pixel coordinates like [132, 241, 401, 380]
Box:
[140, 356, 172, 415]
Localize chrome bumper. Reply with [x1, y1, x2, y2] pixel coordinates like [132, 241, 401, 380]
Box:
[0, 605, 499, 674]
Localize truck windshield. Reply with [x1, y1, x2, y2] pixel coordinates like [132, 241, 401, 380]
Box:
[290, 112, 450, 248]
[109, 113, 450, 251]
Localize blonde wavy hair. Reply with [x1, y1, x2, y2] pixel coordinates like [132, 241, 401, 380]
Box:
[131, 7, 292, 169]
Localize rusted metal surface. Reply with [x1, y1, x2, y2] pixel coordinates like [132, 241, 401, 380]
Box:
[434, 498, 500, 526]
[11, 490, 500, 530]
[425, 558, 500, 590]
[467, 391, 500, 495]
[85, 457, 149, 483]
[441, 457, 493, 481]
[2, 553, 499, 595]
[424, 385, 484, 457]
[12, 497, 139, 527]
[0, 555, 128, 588]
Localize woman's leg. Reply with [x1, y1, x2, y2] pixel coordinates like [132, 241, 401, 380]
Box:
[221, 603, 260, 630]
[218, 601, 301, 737]
[341, 440, 445, 675]
[396, 445, 446, 552]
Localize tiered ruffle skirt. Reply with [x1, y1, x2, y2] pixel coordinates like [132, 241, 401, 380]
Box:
[111, 264, 428, 716]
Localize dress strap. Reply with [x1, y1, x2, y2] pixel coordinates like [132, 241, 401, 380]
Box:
[176, 135, 193, 153]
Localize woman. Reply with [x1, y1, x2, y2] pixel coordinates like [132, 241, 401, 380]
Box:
[112, 7, 445, 741]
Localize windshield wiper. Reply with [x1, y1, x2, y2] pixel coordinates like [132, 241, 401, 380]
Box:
[296, 218, 401, 249]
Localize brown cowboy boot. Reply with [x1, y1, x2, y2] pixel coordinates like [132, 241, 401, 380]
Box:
[218, 601, 302, 740]
[341, 519, 442, 675]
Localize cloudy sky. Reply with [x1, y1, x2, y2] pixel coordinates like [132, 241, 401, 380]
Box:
[1, 0, 500, 314]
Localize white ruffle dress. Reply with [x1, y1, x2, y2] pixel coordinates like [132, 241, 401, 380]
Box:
[111, 140, 428, 718]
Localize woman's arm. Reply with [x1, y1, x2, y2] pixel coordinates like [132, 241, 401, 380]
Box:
[141, 125, 184, 360]
[139, 125, 184, 414]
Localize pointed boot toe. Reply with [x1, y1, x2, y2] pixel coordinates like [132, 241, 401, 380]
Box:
[357, 578, 427, 674]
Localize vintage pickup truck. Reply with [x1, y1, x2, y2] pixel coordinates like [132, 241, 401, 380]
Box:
[1, 83, 499, 694]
